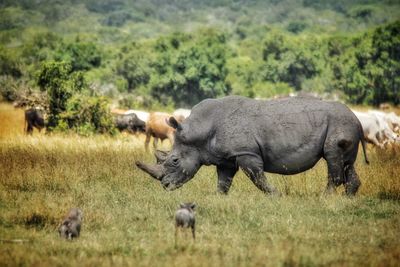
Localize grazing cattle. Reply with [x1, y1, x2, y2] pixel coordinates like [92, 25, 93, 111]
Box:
[25, 108, 45, 134]
[144, 112, 180, 151]
[137, 96, 369, 196]
[115, 113, 146, 134]
[353, 110, 400, 147]
[58, 208, 83, 240]
[173, 109, 191, 121]
[368, 110, 400, 133]
[175, 202, 196, 241]
[125, 110, 150, 123]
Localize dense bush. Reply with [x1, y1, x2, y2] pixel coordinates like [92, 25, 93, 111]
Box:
[149, 30, 232, 107]
[0, 46, 22, 78]
[56, 41, 102, 72]
[261, 32, 321, 91]
[59, 95, 116, 135]
[331, 21, 400, 105]
[36, 61, 86, 129]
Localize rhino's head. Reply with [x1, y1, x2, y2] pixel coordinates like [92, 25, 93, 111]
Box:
[136, 117, 202, 191]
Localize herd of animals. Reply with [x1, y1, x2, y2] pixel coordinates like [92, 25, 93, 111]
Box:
[23, 100, 400, 150]
[15, 95, 400, 241]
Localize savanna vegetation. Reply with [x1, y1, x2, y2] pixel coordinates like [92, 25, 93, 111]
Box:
[1, 102, 400, 266]
[1, 1, 400, 111]
[1, 1, 400, 266]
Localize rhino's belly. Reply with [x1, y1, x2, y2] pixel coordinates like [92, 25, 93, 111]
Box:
[264, 153, 322, 175]
[260, 132, 325, 175]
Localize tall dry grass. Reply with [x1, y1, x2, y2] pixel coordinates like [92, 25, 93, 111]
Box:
[0, 102, 399, 266]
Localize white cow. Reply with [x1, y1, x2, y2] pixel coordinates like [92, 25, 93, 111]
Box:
[173, 108, 191, 120]
[125, 110, 150, 123]
[368, 110, 400, 133]
[352, 110, 400, 148]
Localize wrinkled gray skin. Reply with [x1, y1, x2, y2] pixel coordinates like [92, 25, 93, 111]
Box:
[58, 208, 83, 240]
[136, 96, 369, 196]
[175, 202, 196, 240]
[115, 114, 146, 134]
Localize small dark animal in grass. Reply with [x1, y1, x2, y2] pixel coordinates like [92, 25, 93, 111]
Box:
[25, 108, 45, 134]
[175, 202, 196, 241]
[58, 208, 83, 240]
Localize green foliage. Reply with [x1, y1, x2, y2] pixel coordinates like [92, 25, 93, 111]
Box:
[36, 61, 86, 128]
[261, 32, 321, 91]
[331, 21, 400, 105]
[0, 76, 20, 101]
[59, 95, 116, 135]
[349, 5, 375, 19]
[21, 31, 61, 65]
[286, 21, 308, 34]
[1, 0, 400, 111]
[0, 7, 28, 30]
[56, 41, 102, 72]
[150, 30, 231, 107]
[116, 44, 153, 91]
[0, 46, 22, 78]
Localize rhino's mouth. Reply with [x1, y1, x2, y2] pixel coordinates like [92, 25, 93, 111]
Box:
[161, 181, 183, 191]
[161, 175, 185, 191]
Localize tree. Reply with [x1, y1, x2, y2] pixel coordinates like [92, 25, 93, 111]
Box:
[56, 41, 102, 72]
[261, 32, 320, 90]
[331, 21, 400, 105]
[0, 45, 22, 78]
[37, 61, 86, 128]
[150, 30, 231, 107]
[116, 45, 153, 91]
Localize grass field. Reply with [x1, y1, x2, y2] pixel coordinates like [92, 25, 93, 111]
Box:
[0, 102, 399, 266]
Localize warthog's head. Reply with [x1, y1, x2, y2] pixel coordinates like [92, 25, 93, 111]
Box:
[136, 117, 202, 191]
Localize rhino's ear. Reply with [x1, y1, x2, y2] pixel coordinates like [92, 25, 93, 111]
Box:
[190, 203, 196, 210]
[166, 117, 182, 131]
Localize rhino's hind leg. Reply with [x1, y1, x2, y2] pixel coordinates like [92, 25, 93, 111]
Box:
[216, 165, 238, 194]
[324, 151, 345, 195]
[344, 165, 361, 196]
[236, 155, 279, 195]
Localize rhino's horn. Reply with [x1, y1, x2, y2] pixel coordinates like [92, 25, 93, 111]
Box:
[154, 150, 169, 164]
[135, 161, 164, 180]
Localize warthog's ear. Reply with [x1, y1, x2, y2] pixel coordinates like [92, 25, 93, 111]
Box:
[166, 117, 182, 131]
[190, 203, 196, 210]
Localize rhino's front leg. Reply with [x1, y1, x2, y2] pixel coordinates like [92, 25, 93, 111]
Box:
[236, 155, 279, 195]
[216, 165, 238, 194]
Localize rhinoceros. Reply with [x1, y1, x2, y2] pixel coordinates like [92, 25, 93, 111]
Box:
[136, 96, 369, 196]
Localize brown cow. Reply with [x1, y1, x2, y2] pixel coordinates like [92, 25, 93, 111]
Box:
[145, 112, 183, 151]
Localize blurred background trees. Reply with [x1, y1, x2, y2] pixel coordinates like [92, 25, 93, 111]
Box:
[0, 0, 400, 134]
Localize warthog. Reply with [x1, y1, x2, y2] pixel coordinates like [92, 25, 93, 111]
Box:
[175, 202, 196, 241]
[58, 208, 83, 240]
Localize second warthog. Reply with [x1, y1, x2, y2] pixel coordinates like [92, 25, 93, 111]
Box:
[136, 96, 369, 196]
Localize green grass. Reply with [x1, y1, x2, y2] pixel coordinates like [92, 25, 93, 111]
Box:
[0, 104, 399, 266]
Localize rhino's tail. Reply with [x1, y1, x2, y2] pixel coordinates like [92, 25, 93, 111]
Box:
[359, 125, 370, 165]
